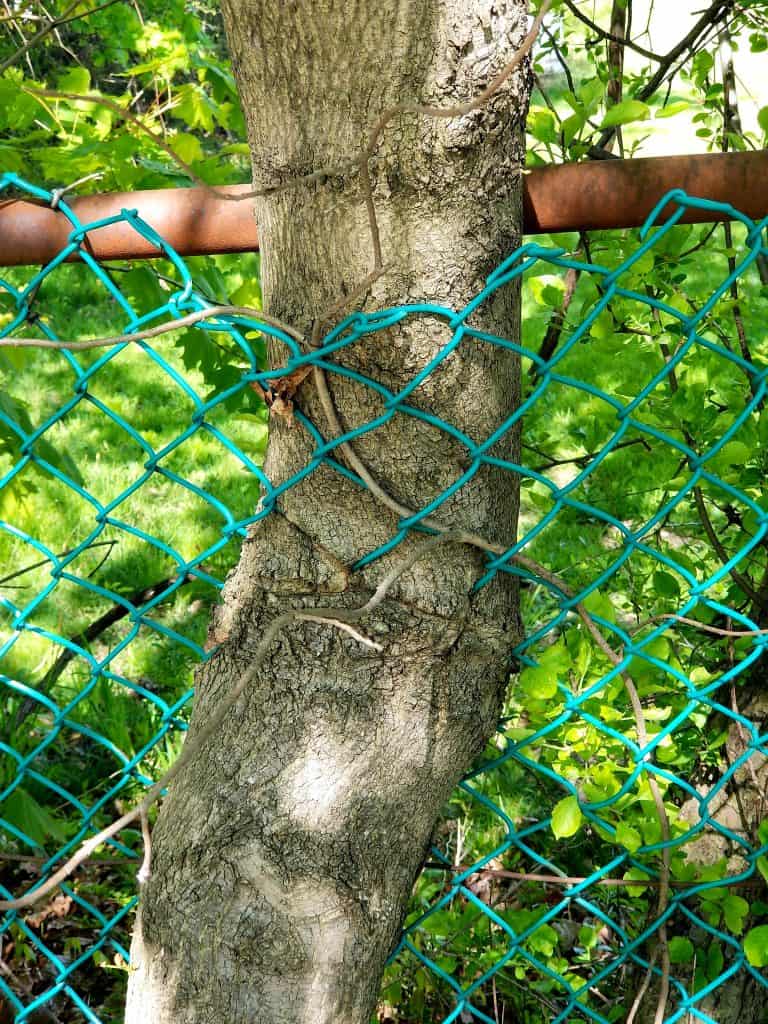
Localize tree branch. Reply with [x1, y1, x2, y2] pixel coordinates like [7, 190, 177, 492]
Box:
[561, 0, 661, 61]
[0, 303, 303, 350]
[595, 0, 735, 150]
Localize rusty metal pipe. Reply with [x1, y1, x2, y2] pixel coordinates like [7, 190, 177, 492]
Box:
[0, 183, 259, 267]
[521, 151, 768, 233]
[0, 152, 766, 267]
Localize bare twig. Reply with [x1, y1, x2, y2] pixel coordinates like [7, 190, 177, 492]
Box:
[0, 538, 115, 589]
[561, 0, 661, 61]
[436, 865, 706, 890]
[693, 486, 764, 610]
[626, 946, 660, 1024]
[356, 0, 552, 269]
[635, 613, 768, 638]
[595, 0, 735, 151]
[21, 84, 363, 203]
[137, 808, 151, 884]
[0, 851, 125, 867]
[0, 303, 303, 350]
[312, 358, 675, 1018]
[531, 258, 581, 373]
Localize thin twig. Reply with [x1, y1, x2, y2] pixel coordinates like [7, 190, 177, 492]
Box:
[693, 486, 763, 610]
[595, 0, 734, 151]
[0, 303, 303, 350]
[0, 851, 126, 867]
[311, 360, 675, 1017]
[432, 865, 706, 890]
[626, 945, 660, 1024]
[635, 613, 768, 638]
[21, 84, 363, 203]
[137, 808, 151, 884]
[561, 0, 661, 61]
[355, 0, 552, 269]
[0, 539, 115, 588]
[531, 253, 581, 373]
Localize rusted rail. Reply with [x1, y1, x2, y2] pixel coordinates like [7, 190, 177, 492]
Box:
[0, 151, 766, 266]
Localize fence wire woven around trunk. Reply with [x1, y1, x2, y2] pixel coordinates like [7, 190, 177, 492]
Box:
[0, 171, 767, 1024]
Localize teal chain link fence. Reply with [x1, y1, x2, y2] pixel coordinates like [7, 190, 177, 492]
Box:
[1, 171, 767, 1023]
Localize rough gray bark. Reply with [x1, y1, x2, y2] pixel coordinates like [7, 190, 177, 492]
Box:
[125, 2, 531, 1022]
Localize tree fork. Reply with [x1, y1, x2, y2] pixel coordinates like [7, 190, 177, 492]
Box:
[125, 3, 532, 1021]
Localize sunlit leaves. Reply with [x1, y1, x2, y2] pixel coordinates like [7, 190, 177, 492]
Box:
[600, 100, 651, 129]
[56, 66, 91, 93]
[0, 0, 247, 192]
[551, 795, 583, 838]
[744, 926, 768, 968]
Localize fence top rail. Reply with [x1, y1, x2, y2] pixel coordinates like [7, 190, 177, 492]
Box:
[0, 151, 766, 267]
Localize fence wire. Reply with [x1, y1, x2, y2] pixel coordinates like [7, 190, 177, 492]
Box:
[0, 171, 767, 1024]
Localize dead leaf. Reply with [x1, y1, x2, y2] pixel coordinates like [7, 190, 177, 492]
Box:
[26, 893, 72, 929]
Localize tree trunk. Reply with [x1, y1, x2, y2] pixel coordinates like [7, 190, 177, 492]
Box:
[125, 2, 531, 1022]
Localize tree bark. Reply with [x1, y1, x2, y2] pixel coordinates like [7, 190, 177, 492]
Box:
[125, 2, 531, 1022]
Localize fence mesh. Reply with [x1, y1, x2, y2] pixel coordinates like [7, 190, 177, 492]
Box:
[0, 171, 767, 1024]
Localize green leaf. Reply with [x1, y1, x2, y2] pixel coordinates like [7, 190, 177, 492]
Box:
[520, 664, 559, 700]
[758, 106, 768, 136]
[713, 440, 751, 468]
[561, 111, 585, 146]
[529, 274, 566, 308]
[582, 588, 616, 624]
[668, 937, 694, 964]
[615, 822, 642, 853]
[172, 131, 203, 165]
[623, 868, 650, 896]
[600, 100, 650, 128]
[551, 795, 582, 839]
[3, 787, 68, 848]
[174, 83, 217, 131]
[528, 108, 558, 144]
[656, 101, 691, 119]
[706, 942, 724, 981]
[577, 78, 604, 117]
[723, 894, 749, 934]
[691, 50, 714, 86]
[589, 309, 614, 341]
[57, 67, 92, 94]
[744, 925, 768, 967]
[652, 570, 680, 599]
[529, 924, 559, 956]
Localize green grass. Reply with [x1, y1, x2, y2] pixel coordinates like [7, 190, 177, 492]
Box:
[0, 254, 266, 813]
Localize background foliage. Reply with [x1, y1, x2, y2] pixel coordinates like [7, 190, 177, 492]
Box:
[1, 1, 768, 1022]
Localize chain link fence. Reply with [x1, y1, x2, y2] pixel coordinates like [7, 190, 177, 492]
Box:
[1, 172, 767, 1023]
